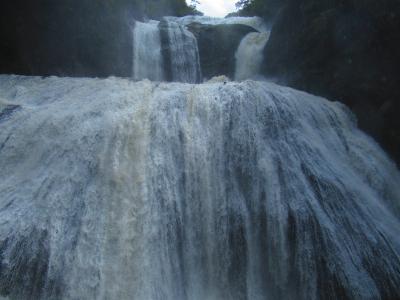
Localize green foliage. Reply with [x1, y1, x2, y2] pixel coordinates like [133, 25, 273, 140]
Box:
[236, 0, 286, 19]
[118, 0, 202, 19]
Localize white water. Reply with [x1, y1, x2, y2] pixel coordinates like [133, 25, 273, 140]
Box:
[165, 16, 268, 32]
[162, 21, 202, 83]
[0, 75, 399, 299]
[132, 21, 164, 81]
[235, 32, 270, 81]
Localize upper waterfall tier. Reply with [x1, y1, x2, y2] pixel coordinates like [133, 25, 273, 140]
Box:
[132, 16, 270, 83]
[0, 75, 399, 300]
[164, 16, 268, 32]
[235, 32, 270, 81]
[159, 20, 202, 83]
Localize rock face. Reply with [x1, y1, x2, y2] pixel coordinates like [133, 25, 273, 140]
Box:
[263, 0, 400, 164]
[0, 1, 133, 78]
[187, 23, 256, 80]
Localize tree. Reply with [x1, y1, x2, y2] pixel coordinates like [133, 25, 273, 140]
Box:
[236, 0, 250, 10]
[235, 0, 286, 19]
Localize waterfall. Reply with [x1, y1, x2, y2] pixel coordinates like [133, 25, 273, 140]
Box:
[131, 16, 270, 83]
[132, 21, 164, 81]
[165, 16, 268, 32]
[235, 32, 269, 81]
[160, 21, 202, 83]
[0, 75, 399, 300]
[133, 19, 202, 84]
[164, 15, 271, 81]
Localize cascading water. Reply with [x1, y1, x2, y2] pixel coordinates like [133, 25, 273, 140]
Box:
[131, 19, 202, 84]
[165, 15, 270, 81]
[165, 16, 268, 32]
[235, 32, 269, 81]
[132, 21, 164, 81]
[0, 75, 399, 300]
[160, 21, 202, 83]
[132, 16, 270, 83]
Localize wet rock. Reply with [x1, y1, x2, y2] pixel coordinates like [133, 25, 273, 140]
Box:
[187, 23, 256, 80]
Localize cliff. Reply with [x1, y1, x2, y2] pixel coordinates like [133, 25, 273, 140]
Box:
[261, 0, 400, 163]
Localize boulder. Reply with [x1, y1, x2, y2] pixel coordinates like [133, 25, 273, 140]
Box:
[187, 23, 256, 80]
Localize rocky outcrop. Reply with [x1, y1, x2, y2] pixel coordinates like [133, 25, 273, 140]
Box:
[263, 0, 400, 164]
[187, 23, 256, 80]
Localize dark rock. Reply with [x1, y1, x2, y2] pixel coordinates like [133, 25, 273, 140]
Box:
[0, 1, 134, 78]
[263, 0, 400, 164]
[0, 104, 21, 123]
[187, 23, 256, 80]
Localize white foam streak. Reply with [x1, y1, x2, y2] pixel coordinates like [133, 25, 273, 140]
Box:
[133, 21, 164, 81]
[235, 32, 269, 81]
[164, 21, 202, 83]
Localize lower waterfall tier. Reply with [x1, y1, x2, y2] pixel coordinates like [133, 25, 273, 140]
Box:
[0, 75, 399, 300]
